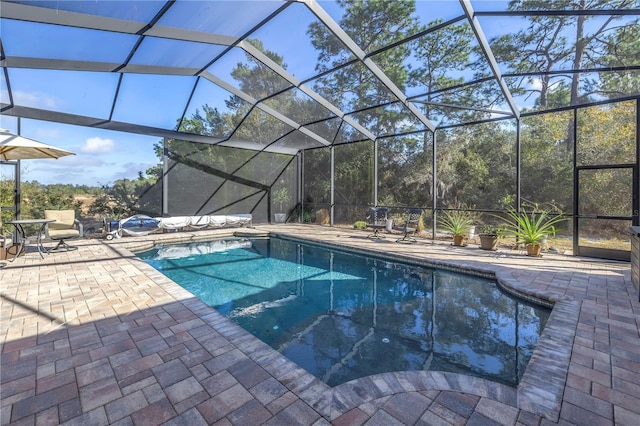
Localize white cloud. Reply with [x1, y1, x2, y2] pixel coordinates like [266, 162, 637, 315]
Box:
[81, 137, 116, 154]
[50, 155, 106, 168]
[22, 156, 114, 186]
[12, 90, 59, 109]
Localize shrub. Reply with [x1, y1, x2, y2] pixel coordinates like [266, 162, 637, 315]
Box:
[500, 208, 566, 245]
[439, 209, 475, 237]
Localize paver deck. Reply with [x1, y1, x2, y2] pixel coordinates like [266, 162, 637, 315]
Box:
[1, 224, 639, 425]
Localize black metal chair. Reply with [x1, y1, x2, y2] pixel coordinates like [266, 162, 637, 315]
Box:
[394, 208, 423, 243]
[366, 207, 388, 239]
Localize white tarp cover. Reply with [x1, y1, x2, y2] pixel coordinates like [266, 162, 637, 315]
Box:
[225, 214, 252, 225]
[209, 216, 227, 227]
[188, 215, 211, 228]
[155, 215, 252, 230]
[156, 216, 192, 230]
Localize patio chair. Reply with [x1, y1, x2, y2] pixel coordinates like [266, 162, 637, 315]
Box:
[44, 209, 83, 252]
[366, 207, 388, 239]
[394, 208, 423, 243]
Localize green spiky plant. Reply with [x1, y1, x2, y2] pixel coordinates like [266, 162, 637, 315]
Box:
[500, 208, 567, 252]
[439, 208, 476, 246]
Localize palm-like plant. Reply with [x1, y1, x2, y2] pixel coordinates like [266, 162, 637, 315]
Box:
[501, 208, 567, 250]
[439, 209, 476, 245]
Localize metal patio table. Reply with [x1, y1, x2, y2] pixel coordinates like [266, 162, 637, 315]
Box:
[5, 218, 55, 261]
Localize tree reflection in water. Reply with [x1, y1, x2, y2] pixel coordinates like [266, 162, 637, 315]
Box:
[138, 237, 550, 387]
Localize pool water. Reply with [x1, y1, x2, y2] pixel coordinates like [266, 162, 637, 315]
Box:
[137, 237, 550, 387]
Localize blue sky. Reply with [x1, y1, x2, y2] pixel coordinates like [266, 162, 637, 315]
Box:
[0, 0, 512, 188]
[0, 115, 160, 186]
[0, 0, 634, 186]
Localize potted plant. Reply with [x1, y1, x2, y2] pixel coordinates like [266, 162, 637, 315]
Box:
[478, 224, 500, 251]
[272, 187, 291, 223]
[501, 208, 567, 257]
[439, 209, 475, 246]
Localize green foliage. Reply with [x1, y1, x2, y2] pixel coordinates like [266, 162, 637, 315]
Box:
[4, 0, 636, 238]
[378, 133, 432, 207]
[520, 111, 573, 212]
[303, 211, 312, 223]
[436, 122, 517, 210]
[492, 0, 638, 110]
[86, 177, 160, 218]
[303, 150, 331, 207]
[500, 208, 567, 246]
[409, 19, 479, 124]
[0, 177, 16, 225]
[438, 209, 476, 237]
[306, 0, 420, 218]
[16, 181, 82, 218]
[599, 26, 640, 95]
[309, 0, 418, 130]
[478, 224, 499, 237]
[353, 221, 367, 230]
[272, 187, 291, 212]
[334, 141, 375, 222]
[131, 0, 636, 232]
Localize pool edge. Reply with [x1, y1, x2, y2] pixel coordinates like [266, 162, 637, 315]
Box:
[268, 230, 569, 421]
[125, 230, 568, 422]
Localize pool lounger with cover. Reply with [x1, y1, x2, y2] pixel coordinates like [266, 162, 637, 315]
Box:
[104, 214, 252, 239]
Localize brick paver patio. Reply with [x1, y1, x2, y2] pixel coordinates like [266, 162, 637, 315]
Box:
[1, 224, 639, 425]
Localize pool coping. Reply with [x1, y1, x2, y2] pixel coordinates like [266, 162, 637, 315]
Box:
[120, 228, 575, 422]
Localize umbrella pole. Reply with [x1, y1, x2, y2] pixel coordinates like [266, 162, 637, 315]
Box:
[16, 159, 21, 221]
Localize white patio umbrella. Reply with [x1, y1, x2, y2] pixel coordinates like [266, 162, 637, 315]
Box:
[0, 128, 75, 160]
[1, 128, 76, 250]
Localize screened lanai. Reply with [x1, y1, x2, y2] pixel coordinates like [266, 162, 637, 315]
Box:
[1, 0, 639, 260]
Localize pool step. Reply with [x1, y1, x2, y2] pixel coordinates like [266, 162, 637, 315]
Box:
[234, 230, 270, 238]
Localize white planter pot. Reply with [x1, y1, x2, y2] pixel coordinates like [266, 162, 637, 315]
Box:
[274, 213, 286, 223]
[468, 226, 476, 240]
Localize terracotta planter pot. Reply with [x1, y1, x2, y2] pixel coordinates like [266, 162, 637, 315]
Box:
[453, 235, 465, 246]
[1, 244, 24, 259]
[526, 243, 542, 257]
[479, 235, 498, 251]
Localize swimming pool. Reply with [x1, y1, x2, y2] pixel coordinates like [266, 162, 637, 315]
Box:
[137, 237, 550, 387]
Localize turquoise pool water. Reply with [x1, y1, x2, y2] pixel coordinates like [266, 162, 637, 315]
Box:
[137, 237, 550, 387]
